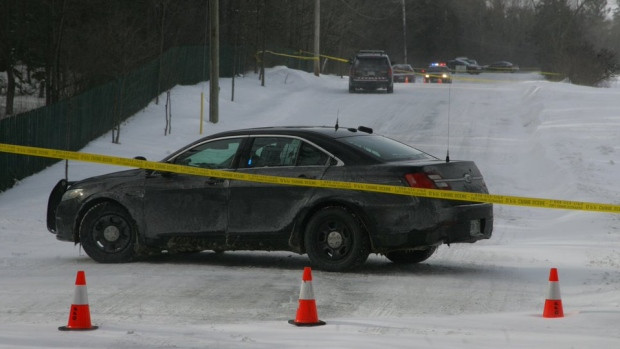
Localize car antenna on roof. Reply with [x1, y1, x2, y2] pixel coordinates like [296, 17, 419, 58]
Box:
[445, 79, 452, 163]
[335, 111, 339, 131]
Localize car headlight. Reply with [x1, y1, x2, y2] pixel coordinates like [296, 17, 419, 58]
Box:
[442, 74, 448, 78]
[425, 74, 430, 78]
[61, 188, 85, 201]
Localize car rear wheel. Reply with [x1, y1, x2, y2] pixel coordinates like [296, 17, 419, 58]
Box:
[79, 202, 137, 263]
[304, 207, 370, 272]
[385, 246, 437, 264]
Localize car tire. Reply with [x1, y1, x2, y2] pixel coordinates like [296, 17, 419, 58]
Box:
[79, 202, 138, 263]
[387, 84, 394, 93]
[304, 207, 370, 272]
[348, 84, 355, 93]
[385, 246, 437, 264]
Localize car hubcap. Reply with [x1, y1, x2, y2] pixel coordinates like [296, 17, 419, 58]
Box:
[103, 225, 121, 242]
[316, 219, 351, 261]
[327, 231, 343, 249]
[93, 215, 131, 253]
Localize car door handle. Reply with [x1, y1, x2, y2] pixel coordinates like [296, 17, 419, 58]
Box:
[206, 177, 225, 185]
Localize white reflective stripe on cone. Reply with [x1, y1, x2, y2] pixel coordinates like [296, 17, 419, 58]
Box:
[298, 281, 315, 300]
[546, 282, 561, 300]
[73, 285, 89, 305]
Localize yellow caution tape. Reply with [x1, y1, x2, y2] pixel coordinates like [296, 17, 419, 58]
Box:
[258, 50, 350, 63]
[259, 50, 319, 61]
[1, 143, 619, 214]
[298, 50, 351, 63]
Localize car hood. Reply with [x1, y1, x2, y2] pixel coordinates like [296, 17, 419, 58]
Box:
[69, 169, 145, 190]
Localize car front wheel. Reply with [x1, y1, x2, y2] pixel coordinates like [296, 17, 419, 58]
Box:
[79, 202, 138, 263]
[304, 207, 370, 272]
[385, 246, 437, 264]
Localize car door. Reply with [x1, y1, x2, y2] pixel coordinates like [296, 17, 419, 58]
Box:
[227, 136, 332, 248]
[141, 137, 244, 241]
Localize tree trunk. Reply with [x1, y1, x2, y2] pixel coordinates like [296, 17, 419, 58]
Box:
[5, 67, 15, 116]
[50, 0, 66, 104]
[209, 0, 219, 123]
[313, 0, 320, 76]
[155, 1, 167, 105]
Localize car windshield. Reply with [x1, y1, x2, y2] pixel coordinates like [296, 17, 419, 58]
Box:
[355, 57, 389, 70]
[338, 135, 436, 162]
[427, 66, 449, 72]
[393, 64, 413, 72]
[172, 138, 242, 169]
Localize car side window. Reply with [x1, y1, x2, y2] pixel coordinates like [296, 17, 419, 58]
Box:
[297, 142, 329, 166]
[245, 137, 296, 168]
[244, 137, 329, 168]
[173, 138, 242, 169]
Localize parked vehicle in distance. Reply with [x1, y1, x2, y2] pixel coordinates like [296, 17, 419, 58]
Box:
[447, 57, 482, 74]
[349, 50, 394, 93]
[47, 126, 493, 271]
[422, 63, 452, 83]
[392, 64, 416, 83]
[484, 61, 519, 73]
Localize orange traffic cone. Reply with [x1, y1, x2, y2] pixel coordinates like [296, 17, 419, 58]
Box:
[405, 76, 409, 83]
[59, 270, 98, 331]
[289, 267, 326, 326]
[542, 268, 564, 318]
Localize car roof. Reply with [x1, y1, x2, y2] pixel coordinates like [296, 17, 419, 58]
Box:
[354, 50, 390, 60]
[207, 125, 372, 140]
[176, 126, 382, 165]
[356, 50, 387, 55]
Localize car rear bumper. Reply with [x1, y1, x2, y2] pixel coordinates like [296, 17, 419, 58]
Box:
[424, 78, 451, 84]
[372, 202, 493, 250]
[349, 78, 392, 89]
[394, 75, 414, 82]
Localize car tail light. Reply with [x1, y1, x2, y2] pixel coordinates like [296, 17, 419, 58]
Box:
[388, 66, 393, 77]
[404, 173, 450, 189]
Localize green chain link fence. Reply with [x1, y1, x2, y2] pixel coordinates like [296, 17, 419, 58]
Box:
[0, 45, 239, 192]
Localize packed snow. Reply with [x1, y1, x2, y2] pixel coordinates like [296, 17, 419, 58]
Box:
[0, 67, 619, 348]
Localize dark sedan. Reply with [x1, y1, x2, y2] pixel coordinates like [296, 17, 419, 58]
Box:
[47, 126, 493, 271]
[392, 64, 416, 83]
[484, 61, 519, 73]
[447, 58, 482, 74]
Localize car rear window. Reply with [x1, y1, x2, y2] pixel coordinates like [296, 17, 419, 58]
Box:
[394, 65, 413, 72]
[338, 135, 436, 162]
[355, 57, 389, 70]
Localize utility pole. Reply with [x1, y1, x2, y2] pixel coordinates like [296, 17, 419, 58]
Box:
[209, 0, 219, 123]
[401, 0, 407, 64]
[313, 0, 320, 76]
